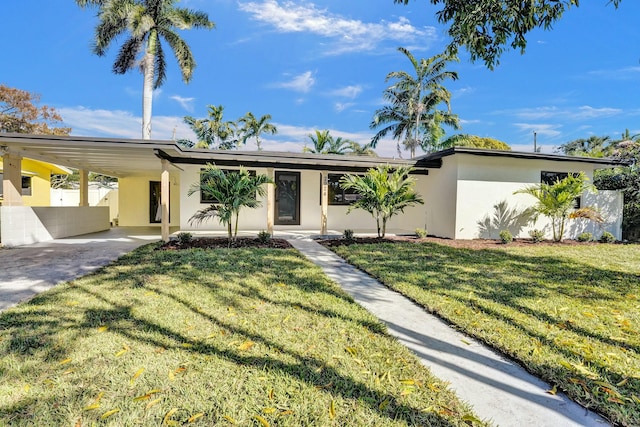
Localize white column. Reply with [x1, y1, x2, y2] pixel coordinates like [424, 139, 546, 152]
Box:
[2, 151, 23, 206]
[79, 169, 89, 207]
[266, 167, 274, 235]
[161, 159, 170, 242]
[320, 170, 328, 235]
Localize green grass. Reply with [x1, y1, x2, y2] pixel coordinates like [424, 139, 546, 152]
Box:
[0, 244, 485, 426]
[330, 242, 640, 426]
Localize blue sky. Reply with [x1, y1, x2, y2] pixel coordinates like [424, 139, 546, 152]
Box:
[4, 0, 639, 157]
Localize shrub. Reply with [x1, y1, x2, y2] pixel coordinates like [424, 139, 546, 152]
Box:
[257, 230, 271, 244]
[415, 228, 427, 238]
[176, 232, 193, 245]
[577, 232, 593, 242]
[528, 229, 545, 243]
[343, 229, 355, 242]
[600, 231, 616, 243]
[499, 230, 513, 244]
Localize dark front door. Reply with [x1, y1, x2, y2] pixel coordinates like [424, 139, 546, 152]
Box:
[275, 171, 300, 225]
[149, 181, 170, 223]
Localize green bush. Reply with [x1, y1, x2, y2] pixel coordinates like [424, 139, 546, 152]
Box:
[176, 232, 193, 245]
[415, 228, 428, 238]
[577, 232, 593, 242]
[499, 230, 513, 244]
[528, 229, 545, 243]
[257, 230, 271, 244]
[599, 231, 616, 243]
[343, 229, 355, 242]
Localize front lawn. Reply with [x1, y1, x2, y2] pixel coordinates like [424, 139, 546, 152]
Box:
[330, 241, 640, 426]
[0, 244, 483, 426]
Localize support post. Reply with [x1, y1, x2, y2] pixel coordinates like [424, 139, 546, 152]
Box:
[320, 170, 328, 235]
[161, 159, 170, 242]
[2, 151, 23, 206]
[79, 169, 89, 207]
[266, 167, 274, 235]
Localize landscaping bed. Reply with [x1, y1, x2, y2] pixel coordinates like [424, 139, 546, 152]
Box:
[160, 236, 292, 250]
[327, 240, 640, 426]
[0, 243, 484, 426]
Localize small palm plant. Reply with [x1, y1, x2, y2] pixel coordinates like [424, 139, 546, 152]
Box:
[515, 172, 603, 242]
[187, 164, 272, 244]
[340, 166, 424, 238]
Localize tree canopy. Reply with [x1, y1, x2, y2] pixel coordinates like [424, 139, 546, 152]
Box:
[0, 85, 70, 135]
[394, 0, 622, 69]
[441, 134, 511, 150]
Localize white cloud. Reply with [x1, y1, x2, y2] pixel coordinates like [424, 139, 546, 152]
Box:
[238, 0, 436, 54]
[585, 66, 640, 80]
[334, 102, 354, 113]
[59, 106, 196, 141]
[170, 95, 195, 112]
[513, 123, 562, 138]
[273, 71, 316, 93]
[506, 105, 623, 121]
[330, 85, 362, 99]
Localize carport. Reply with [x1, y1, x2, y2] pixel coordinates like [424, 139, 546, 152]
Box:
[0, 133, 182, 246]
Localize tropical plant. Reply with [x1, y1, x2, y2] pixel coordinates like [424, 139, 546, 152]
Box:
[370, 48, 460, 158]
[340, 166, 424, 238]
[347, 141, 377, 157]
[441, 134, 511, 151]
[184, 105, 237, 149]
[77, 0, 214, 139]
[393, 0, 622, 69]
[303, 130, 333, 154]
[499, 230, 513, 244]
[187, 164, 272, 243]
[515, 172, 602, 242]
[599, 231, 616, 243]
[556, 135, 613, 158]
[528, 229, 545, 243]
[237, 112, 277, 150]
[577, 232, 593, 242]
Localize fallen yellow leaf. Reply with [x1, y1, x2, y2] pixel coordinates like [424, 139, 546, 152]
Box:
[187, 412, 204, 423]
[254, 415, 270, 427]
[329, 400, 336, 419]
[163, 408, 178, 424]
[238, 341, 255, 351]
[146, 398, 162, 410]
[101, 408, 119, 419]
[546, 385, 557, 395]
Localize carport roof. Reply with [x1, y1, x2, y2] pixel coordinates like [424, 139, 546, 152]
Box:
[0, 133, 434, 178]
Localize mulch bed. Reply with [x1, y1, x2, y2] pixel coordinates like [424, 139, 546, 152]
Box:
[159, 237, 293, 250]
[317, 235, 599, 250]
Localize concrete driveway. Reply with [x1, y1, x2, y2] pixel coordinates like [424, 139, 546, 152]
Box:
[0, 227, 168, 312]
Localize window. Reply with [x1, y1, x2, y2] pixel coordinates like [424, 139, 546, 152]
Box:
[21, 176, 32, 196]
[320, 173, 361, 205]
[0, 174, 32, 197]
[200, 168, 256, 204]
[540, 171, 581, 208]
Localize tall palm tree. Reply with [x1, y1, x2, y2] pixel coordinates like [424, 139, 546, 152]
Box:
[348, 141, 377, 157]
[184, 105, 236, 149]
[77, 0, 214, 139]
[371, 48, 459, 157]
[238, 112, 278, 150]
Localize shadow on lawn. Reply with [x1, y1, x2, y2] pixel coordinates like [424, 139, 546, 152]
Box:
[0, 245, 466, 426]
[334, 242, 640, 426]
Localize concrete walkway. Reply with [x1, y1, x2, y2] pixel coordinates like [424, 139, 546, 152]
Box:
[287, 237, 610, 427]
[0, 227, 165, 312]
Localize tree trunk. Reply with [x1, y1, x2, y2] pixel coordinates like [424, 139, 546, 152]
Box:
[141, 38, 155, 140]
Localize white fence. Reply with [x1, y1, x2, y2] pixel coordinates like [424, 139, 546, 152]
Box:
[51, 187, 119, 224]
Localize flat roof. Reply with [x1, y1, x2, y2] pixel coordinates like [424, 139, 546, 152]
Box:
[0, 133, 429, 177]
[415, 147, 629, 167]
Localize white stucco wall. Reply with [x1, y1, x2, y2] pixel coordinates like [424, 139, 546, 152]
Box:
[419, 157, 458, 239]
[118, 175, 180, 227]
[178, 166, 428, 234]
[450, 154, 622, 240]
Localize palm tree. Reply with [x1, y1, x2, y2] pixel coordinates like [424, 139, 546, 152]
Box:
[187, 164, 272, 244]
[371, 48, 460, 157]
[238, 112, 278, 150]
[303, 130, 333, 154]
[348, 141, 377, 157]
[77, 0, 214, 139]
[515, 172, 601, 242]
[184, 105, 237, 149]
[340, 166, 424, 238]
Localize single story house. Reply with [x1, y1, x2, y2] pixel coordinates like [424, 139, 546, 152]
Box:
[0, 133, 626, 246]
